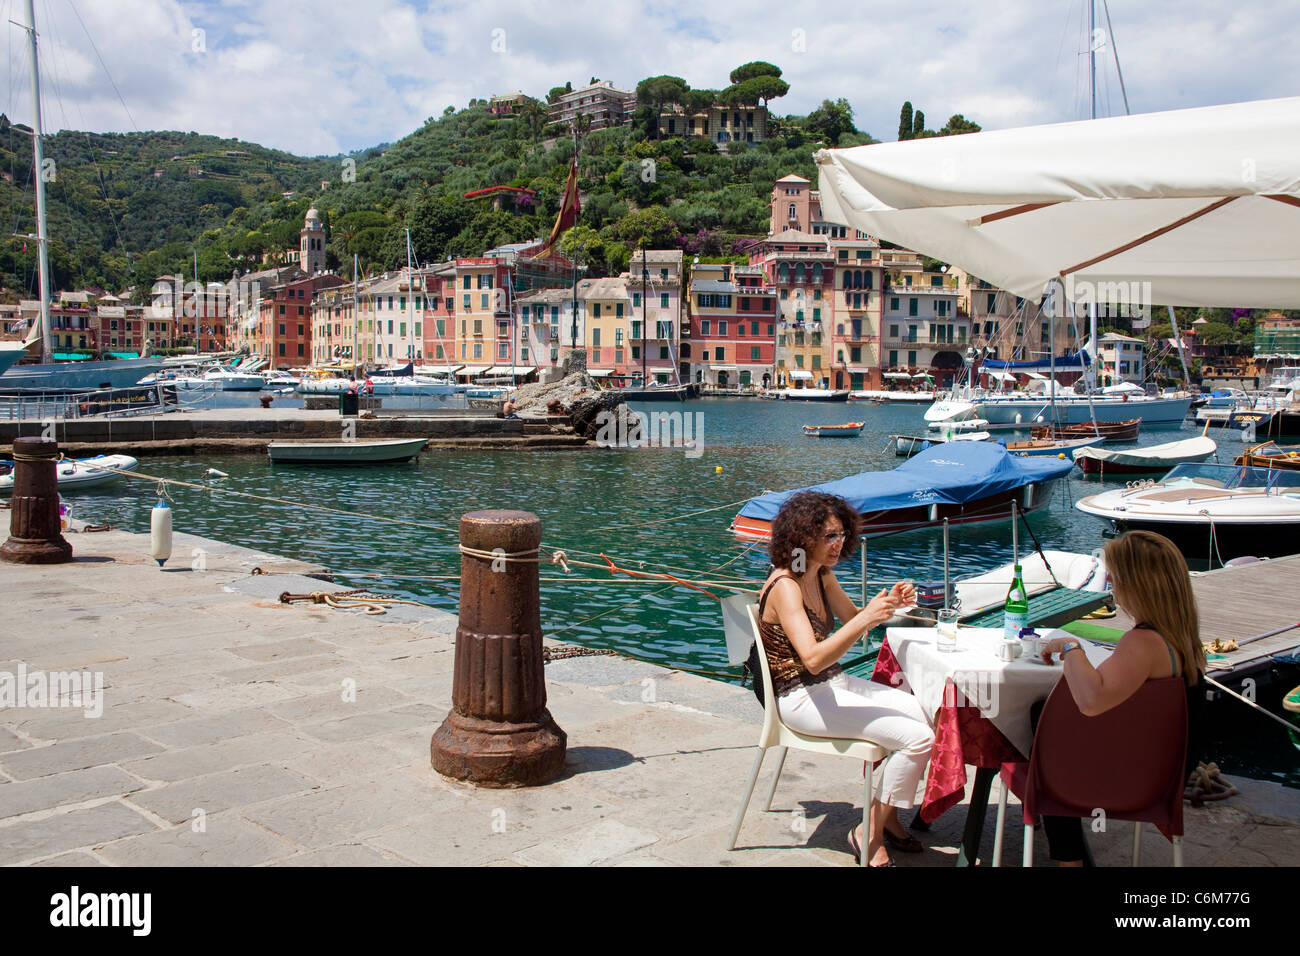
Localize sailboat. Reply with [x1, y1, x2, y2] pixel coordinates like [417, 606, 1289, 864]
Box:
[0, 1, 164, 393]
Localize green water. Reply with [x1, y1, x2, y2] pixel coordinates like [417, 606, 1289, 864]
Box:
[64, 398, 1299, 787]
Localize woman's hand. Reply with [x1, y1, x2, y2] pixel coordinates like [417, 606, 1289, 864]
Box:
[857, 588, 902, 630]
[1039, 636, 1073, 664]
[889, 580, 917, 607]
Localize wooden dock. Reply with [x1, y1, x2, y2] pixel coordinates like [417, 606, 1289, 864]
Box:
[1109, 552, 1300, 681]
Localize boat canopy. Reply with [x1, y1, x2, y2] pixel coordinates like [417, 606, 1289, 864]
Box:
[736, 441, 1074, 522]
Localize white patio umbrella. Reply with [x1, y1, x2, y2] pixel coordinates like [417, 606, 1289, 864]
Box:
[815, 97, 1300, 309]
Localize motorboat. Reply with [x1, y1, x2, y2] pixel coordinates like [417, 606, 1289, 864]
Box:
[1075, 462, 1300, 562]
[730, 441, 1074, 540]
[1030, 418, 1141, 442]
[0, 454, 137, 493]
[950, 550, 1110, 617]
[802, 422, 865, 437]
[778, 387, 850, 402]
[267, 437, 428, 464]
[975, 389, 1192, 425]
[369, 376, 459, 397]
[850, 389, 934, 403]
[1235, 441, 1300, 471]
[891, 431, 991, 457]
[198, 365, 266, 391]
[1073, 435, 1218, 475]
[924, 398, 978, 423]
[929, 417, 991, 435]
[1000, 435, 1107, 458]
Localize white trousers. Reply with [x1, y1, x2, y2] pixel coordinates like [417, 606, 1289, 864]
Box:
[778, 672, 935, 810]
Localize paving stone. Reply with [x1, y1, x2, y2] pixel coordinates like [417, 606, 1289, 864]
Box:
[0, 765, 143, 819]
[0, 733, 164, 781]
[0, 801, 157, 865]
[226, 638, 335, 663]
[31, 850, 107, 867]
[10, 699, 194, 743]
[271, 844, 410, 866]
[127, 764, 318, 825]
[266, 685, 416, 724]
[121, 732, 309, 784]
[514, 818, 659, 866]
[242, 770, 459, 849]
[297, 703, 442, 743]
[0, 728, 29, 753]
[137, 707, 293, 748]
[280, 737, 411, 786]
[96, 813, 298, 866]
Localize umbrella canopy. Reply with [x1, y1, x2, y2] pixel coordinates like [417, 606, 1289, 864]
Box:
[815, 97, 1300, 308]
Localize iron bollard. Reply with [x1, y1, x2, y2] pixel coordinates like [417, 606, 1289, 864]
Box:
[0, 436, 72, 564]
[431, 509, 566, 786]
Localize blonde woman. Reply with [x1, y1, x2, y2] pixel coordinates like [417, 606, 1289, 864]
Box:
[1036, 530, 1205, 865]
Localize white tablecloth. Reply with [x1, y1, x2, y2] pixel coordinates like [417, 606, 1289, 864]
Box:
[883, 626, 1113, 757]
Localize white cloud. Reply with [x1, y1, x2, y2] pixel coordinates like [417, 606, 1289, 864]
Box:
[8, 0, 1297, 154]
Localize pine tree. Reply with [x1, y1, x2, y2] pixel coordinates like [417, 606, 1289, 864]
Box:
[898, 101, 913, 141]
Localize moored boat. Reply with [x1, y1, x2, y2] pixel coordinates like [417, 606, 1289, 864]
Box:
[730, 441, 1074, 540]
[1075, 462, 1300, 563]
[1235, 441, 1300, 471]
[779, 387, 849, 402]
[1001, 435, 1106, 458]
[1030, 418, 1141, 442]
[802, 422, 865, 437]
[891, 431, 990, 457]
[1073, 435, 1218, 475]
[0, 453, 137, 493]
[267, 438, 428, 465]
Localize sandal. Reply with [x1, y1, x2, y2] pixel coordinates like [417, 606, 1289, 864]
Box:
[848, 828, 896, 867]
[883, 829, 923, 853]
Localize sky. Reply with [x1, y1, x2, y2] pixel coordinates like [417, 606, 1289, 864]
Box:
[3, 0, 1297, 156]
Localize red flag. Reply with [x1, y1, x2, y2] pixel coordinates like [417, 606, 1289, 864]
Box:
[539, 156, 581, 257]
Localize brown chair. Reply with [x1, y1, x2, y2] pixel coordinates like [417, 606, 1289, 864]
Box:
[992, 676, 1188, 866]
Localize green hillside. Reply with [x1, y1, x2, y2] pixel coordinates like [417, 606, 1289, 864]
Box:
[2, 71, 986, 300]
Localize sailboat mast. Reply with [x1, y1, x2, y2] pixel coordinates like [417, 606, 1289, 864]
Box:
[23, 0, 51, 364]
[1087, 0, 1099, 391]
[352, 253, 359, 374]
[405, 228, 414, 366]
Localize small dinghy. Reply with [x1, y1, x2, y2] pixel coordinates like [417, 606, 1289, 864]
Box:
[1074, 435, 1218, 475]
[1031, 417, 1142, 442]
[0, 454, 137, 493]
[267, 437, 428, 465]
[891, 431, 991, 457]
[1235, 441, 1300, 471]
[1001, 435, 1107, 458]
[802, 422, 865, 437]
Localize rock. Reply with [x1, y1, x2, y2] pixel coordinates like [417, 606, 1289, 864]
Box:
[506, 360, 632, 442]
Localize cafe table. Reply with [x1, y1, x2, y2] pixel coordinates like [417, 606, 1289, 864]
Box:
[871, 625, 1112, 866]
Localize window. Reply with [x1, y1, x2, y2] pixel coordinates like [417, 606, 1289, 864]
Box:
[631, 345, 640, 359]
[498, 343, 508, 359]
[592, 328, 601, 347]
[399, 297, 406, 311]
[633, 292, 641, 307]
[889, 350, 898, 366]
[463, 294, 471, 310]
[594, 303, 601, 318]
[660, 269, 668, 281]
[715, 347, 725, 361]
[890, 297, 900, 311]
[480, 293, 490, 310]
[278, 323, 286, 335]
[521, 326, 528, 342]
[657, 320, 672, 339]
[297, 344, 304, 357]
[616, 303, 624, 318]
[473, 343, 482, 359]
[986, 292, 996, 312]
[521, 347, 529, 361]
[909, 298, 918, 316]
[477, 274, 493, 289]
[851, 346, 861, 363]
[615, 329, 624, 347]
[436, 319, 445, 337]
[399, 322, 406, 337]
[908, 350, 917, 366]
[631, 320, 642, 339]
[660, 346, 670, 359]
[931, 275, 942, 287]
[751, 346, 761, 361]
[719, 321, 728, 336]
[701, 320, 710, 336]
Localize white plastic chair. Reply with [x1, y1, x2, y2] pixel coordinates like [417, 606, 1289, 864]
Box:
[725, 600, 892, 867]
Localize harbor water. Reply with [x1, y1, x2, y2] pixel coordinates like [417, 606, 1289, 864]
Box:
[60, 396, 1299, 787]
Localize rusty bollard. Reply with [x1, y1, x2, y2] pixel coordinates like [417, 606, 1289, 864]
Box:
[431, 510, 566, 786]
[0, 437, 72, 565]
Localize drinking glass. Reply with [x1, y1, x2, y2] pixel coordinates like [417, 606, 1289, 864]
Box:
[936, 608, 958, 653]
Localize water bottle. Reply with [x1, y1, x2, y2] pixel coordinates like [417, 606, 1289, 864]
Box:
[1003, 564, 1028, 641]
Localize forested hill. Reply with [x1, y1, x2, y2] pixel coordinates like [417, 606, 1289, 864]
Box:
[0, 76, 980, 302]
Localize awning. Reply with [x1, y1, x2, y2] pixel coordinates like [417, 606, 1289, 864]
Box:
[814, 97, 1300, 308]
[843, 366, 876, 374]
[484, 365, 537, 376]
[1103, 381, 1145, 394]
[108, 351, 140, 359]
[459, 366, 492, 376]
[912, 372, 934, 379]
[51, 352, 91, 361]
[587, 368, 614, 377]
[418, 364, 463, 375]
[710, 364, 738, 371]
[984, 370, 1016, 382]
[788, 370, 813, 380]
[1024, 372, 1048, 380]
[882, 371, 912, 380]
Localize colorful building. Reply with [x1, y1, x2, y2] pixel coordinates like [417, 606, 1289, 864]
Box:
[548, 80, 636, 132]
[659, 103, 769, 145]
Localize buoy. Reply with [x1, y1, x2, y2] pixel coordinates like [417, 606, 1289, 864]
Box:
[150, 499, 173, 568]
[1014, 413, 1022, 424]
[715, 466, 723, 473]
[1058, 452, 1066, 459]
[206, 468, 228, 478]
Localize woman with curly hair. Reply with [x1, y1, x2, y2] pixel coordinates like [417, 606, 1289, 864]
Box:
[755, 490, 935, 866]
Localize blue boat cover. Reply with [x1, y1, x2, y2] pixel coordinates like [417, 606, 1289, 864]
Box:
[737, 441, 1075, 521]
[982, 350, 1090, 371]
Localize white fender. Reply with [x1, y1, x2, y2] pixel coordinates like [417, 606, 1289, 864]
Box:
[150, 500, 173, 568]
